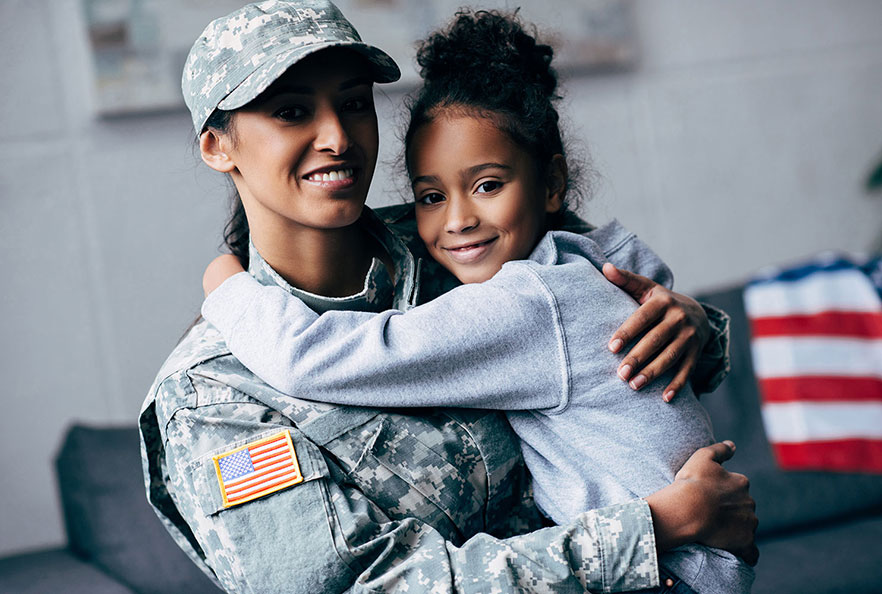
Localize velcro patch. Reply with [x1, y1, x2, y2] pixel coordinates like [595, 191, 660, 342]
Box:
[213, 431, 303, 508]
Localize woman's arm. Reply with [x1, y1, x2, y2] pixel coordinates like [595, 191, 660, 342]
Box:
[148, 376, 659, 592]
[645, 441, 758, 565]
[148, 376, 756, 593]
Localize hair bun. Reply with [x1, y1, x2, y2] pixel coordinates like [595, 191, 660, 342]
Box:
[416, 10, 558, 100]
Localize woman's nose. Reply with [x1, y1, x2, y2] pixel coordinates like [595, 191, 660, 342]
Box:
[444, 198, 479, 233]
[313, 109, 351, 155]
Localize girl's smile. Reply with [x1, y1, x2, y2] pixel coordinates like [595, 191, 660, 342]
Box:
[441, 236, 500, 264]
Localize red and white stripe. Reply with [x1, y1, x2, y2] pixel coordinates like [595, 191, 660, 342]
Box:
[222, 434, 301, 504]
[746, 260, 882, 473]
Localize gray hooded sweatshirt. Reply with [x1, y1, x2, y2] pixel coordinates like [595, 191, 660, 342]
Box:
[202, 221, 754, 593]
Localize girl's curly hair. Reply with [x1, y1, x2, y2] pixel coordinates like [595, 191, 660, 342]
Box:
[404, 9, 584, 216]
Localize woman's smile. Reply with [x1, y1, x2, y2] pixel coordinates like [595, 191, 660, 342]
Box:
[302, 165, 360, 192]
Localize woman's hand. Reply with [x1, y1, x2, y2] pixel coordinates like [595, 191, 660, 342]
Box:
[203, 254, 246, 297]
[645, 441, 759, 565]
[602, 263, 711, 402]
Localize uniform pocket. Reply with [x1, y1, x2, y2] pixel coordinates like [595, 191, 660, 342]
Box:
[345, 415, 485, 543]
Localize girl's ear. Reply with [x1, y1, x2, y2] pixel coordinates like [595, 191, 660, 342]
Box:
[544, 154, 568, 214]
[199, 129, 236, 173]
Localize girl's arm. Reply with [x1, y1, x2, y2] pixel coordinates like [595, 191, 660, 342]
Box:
[203, 265, 568, 410]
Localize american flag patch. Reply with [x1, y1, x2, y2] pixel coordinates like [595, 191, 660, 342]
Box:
[213, 431, 304, 507]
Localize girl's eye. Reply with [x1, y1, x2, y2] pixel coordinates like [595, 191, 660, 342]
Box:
[274, 105, 307, 121]
[418, 192, 445, 206]
[476, 180, 503, 194]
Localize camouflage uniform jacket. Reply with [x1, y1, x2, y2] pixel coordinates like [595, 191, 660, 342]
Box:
[140, 206, 726, 593]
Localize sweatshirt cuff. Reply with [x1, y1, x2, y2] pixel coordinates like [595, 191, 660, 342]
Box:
[578, 498, 659, 592]
[201, 272, 258, 335]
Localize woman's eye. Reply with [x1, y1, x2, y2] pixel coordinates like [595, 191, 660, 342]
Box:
[476, 180, 502, 194]
[274, 105, 307, 121]
[342, 96, 372, 112]
[418, 192, 445, 206]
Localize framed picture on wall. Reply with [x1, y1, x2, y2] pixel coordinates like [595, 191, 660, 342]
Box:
[83, 0, 636, 116]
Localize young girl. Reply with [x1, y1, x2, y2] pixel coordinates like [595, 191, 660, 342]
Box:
[199, 8, 755, 593]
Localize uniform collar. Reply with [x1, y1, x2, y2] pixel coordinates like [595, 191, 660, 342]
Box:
[247, 207, 419, 313]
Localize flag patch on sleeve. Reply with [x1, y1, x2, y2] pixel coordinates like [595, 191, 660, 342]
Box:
[213, 431, 304, 507]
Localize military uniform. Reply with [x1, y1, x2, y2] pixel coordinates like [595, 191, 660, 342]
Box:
[140, 206, 730, 593]
[147, 2, 731, 590]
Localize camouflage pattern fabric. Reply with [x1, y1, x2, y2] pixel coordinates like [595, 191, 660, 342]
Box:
[140, 207, 661, 592]
[182, 0, 400, 133]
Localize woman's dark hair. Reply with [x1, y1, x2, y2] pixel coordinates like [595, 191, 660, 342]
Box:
[203, 109, 251, 268]
[404, 9, 584, 223]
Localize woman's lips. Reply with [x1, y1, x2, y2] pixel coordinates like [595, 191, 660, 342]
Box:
[303, 167, 358, 190]
[442, 237, 498, 264]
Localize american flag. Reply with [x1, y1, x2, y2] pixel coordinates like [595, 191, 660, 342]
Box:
[745, 254, 882, 473]
[213, 431, 303, 507]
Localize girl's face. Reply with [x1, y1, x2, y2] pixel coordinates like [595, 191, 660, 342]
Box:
[211, 49, 379, 234]
[410, 114, 563, 284]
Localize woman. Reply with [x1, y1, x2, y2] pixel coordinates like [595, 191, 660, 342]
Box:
[139, 1, 756, 592]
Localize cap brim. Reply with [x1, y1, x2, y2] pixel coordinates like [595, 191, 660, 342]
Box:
[218, 41, 400, 112]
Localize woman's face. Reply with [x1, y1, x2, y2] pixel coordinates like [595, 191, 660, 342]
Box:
[410, 114, 561, 284]
[220, 49, 379, 233]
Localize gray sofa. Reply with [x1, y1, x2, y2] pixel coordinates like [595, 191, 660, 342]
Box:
[1, 283, 881, 593]
[0, 426, 222, 594]
[696, 285, 882, 593]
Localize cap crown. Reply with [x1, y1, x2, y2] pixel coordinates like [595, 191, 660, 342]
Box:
[183, 0, 397, 133]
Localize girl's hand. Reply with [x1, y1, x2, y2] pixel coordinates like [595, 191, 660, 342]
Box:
[602, 263, 711, 402]
[645, 441, 759, 565]
[203, 254, 245, 297]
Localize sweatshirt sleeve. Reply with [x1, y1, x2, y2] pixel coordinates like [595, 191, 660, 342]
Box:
[202, 269, 568, 411]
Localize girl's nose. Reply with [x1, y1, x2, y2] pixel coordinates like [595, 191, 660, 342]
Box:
[444, 198, 479, 233]
[313, 109, 351, 155]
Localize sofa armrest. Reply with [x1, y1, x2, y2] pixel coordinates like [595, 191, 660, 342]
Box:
[0, 548, 135, 594]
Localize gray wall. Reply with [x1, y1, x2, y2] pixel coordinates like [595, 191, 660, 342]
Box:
[2, 0, 881, 556]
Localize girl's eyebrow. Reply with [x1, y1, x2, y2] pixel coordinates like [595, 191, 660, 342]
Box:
[462, 162, 511, 179]
[412, 162, 511, 188]
[411, 174, 440, 188]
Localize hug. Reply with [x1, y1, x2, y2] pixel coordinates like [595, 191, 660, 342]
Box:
[140, 1, 758, 592]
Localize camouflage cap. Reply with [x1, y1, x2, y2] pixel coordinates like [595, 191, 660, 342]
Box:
[183, 0, 401, 133]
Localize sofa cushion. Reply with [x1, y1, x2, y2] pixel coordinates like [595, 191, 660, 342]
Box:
[55, 425, 223, 594]
[0, 548, 133, 594]
[697, 286, 882, 536]
[752, 515, 882, 593]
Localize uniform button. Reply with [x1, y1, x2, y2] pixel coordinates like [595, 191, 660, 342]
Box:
[665, 578, 675, 588]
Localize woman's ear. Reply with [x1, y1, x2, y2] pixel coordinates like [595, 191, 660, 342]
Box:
[199, 129, 236, 173]
[544, 154, 568, 214]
